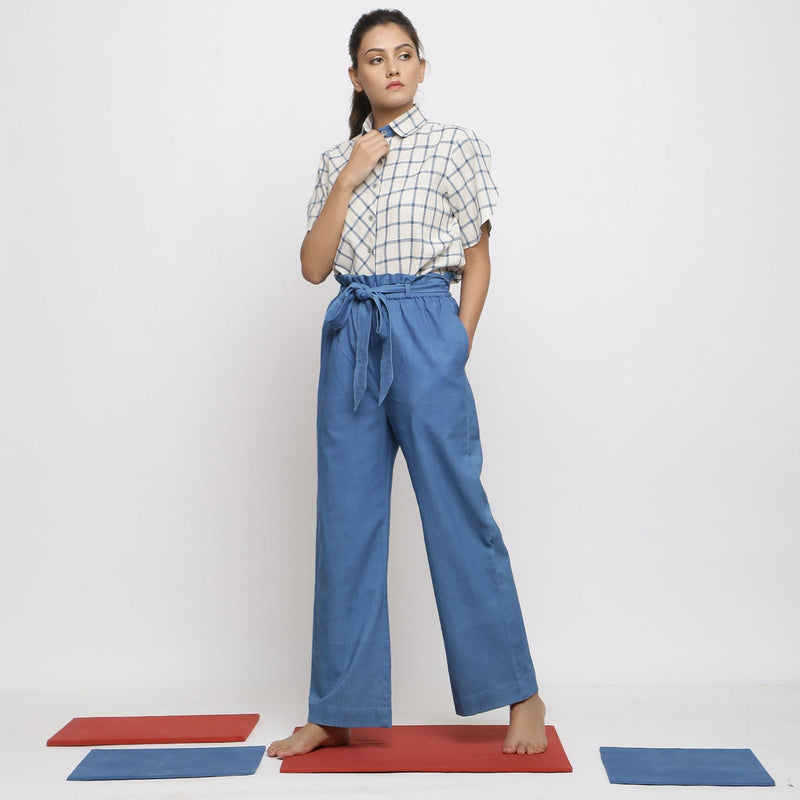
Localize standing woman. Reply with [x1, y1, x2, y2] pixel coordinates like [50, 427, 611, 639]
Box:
[268, 8, 547, 758]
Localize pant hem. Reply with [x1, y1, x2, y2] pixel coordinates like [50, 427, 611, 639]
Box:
[452, 668, 539, 717]
[308, 702, 392, 728]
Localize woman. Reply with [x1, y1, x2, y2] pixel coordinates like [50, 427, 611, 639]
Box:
[268, 8, 547, 759]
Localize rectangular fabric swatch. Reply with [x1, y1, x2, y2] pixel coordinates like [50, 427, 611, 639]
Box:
[67, 745, 266, 781]
[280, 724, 571, 773]
[48, 714, 259, 746]
[600, 746, 775, 786]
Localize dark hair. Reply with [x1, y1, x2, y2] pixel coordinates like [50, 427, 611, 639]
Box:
[347, 9, 425, 139]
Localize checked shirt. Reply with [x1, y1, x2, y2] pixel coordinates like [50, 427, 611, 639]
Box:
[305, 104, 498, 283]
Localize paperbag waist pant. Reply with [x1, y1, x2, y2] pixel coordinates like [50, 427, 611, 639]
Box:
[309, 271, 538, 728]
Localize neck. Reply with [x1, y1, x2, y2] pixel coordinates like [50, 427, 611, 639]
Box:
[371, 101, 414, 131]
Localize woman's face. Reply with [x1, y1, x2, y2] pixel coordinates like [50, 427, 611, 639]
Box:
[349, 23, 425, 114]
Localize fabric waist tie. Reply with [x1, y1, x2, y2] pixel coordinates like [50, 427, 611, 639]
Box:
[324, 273, 453, 412]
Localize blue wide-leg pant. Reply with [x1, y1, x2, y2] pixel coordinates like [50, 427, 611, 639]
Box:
[308, 272, 538, 727]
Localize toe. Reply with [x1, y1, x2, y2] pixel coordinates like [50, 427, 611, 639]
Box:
[271, 741, 292, 758]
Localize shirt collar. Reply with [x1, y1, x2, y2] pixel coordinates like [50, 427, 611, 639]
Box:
[361, 103, 427, 138]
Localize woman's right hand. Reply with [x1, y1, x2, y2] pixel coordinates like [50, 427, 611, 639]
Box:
[300, 131, 389, 283]
[338, 130, 391, 189]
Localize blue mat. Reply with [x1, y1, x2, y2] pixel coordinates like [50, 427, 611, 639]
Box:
[67, 745, 266, 781]
[600, 747, 774, 786]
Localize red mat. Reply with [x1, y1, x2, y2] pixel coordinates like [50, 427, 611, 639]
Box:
[47, 714, 260, 746]
[279, 724, 571, 773]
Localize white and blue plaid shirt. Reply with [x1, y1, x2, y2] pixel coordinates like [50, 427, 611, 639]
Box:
[305, 104, 498, 283]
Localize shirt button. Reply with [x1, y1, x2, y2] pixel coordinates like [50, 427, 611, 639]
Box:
[368, 214, 374, 221]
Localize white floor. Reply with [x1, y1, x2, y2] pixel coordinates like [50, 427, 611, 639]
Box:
[1, 684, 797, 799]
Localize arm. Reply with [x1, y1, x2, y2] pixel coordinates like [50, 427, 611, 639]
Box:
[300, 175, 357, 284]
[457, 220, 492, 355]
[300, 131, 391, 284]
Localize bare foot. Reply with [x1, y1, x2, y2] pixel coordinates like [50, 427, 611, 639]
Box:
[267, 722, 350, 758]
[503, 692, 547, 754]
[267, 722, 350, 759]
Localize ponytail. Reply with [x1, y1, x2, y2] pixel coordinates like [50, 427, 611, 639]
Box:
[348, 89, 373, 140]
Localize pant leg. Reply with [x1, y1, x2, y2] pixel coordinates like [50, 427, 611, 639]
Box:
[384, 291, 538, 716]
[308, 308, 399, 727]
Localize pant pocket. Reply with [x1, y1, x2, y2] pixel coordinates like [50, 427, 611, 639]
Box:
[450, 303, 470, 363]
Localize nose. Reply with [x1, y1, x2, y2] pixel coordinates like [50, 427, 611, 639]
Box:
[386, 60, 399, 76]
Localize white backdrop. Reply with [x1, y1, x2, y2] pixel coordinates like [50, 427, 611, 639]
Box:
[1, 0, 798, 705]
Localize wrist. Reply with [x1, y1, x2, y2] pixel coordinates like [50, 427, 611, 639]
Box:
[334, 170, 358, 193]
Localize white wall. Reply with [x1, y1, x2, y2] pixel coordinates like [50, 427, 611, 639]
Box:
[1, 0, 798, 703]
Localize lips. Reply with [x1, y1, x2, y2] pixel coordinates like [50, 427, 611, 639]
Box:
[386, 82, 404, 89]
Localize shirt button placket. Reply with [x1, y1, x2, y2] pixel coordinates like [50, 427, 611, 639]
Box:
[367, 209, 375, 255]
[367, 173, 380, 258]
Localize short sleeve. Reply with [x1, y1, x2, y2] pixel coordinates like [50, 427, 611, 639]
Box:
[443, 129, 499, 249]
[305, 153, 329, 232]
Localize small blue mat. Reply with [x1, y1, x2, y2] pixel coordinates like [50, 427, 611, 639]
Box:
[600, 747, 774, 786]
[67, 745, 266, 781]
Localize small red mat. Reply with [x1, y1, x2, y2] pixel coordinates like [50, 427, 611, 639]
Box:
[279, 724, 571, 773]
[47, 714, 260, 746]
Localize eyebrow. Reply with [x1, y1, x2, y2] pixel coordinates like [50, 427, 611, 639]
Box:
[363, 43, 414, 55]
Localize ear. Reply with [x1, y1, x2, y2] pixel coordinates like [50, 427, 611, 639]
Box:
[418, 58, 426, 84]
[348, 66, 363, 92]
